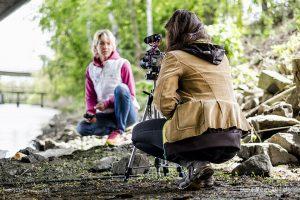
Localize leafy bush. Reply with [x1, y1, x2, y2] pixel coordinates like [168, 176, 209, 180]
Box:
[206, 20, 246, 65]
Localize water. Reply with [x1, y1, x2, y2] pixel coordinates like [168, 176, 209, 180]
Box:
[0, 104, 60, 157]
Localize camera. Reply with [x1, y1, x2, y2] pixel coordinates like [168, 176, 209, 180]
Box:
[83, 113, 95, 120]
[140, 34, 165, 80]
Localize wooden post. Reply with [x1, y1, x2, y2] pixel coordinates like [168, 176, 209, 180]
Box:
[16, 92, 20, 107]
[0, 92, 3, 104]
[40, 93, 45, 107]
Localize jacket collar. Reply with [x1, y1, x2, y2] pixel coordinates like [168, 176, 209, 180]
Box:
[93, 51, 120, 67]
[182, 42, 225, 65]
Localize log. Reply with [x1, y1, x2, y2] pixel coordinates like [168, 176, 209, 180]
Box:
[245, 85, 296, 118]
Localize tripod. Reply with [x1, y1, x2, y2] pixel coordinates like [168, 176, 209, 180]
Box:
[124, 82, 184, 182]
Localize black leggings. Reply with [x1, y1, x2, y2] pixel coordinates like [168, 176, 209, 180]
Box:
[132, 119, 239, 164]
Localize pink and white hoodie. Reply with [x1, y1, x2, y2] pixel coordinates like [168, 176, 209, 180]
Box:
[85, 51, 139, 114]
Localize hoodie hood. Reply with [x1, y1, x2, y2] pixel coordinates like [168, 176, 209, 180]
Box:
[93, 51, 120, 67]
[182, 43, 225, 65]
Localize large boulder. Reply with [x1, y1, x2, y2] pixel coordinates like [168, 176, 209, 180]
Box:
[248, 115, 300, 130]
[238, 143, 298, 166]
[89, 156, 117, 173]
[21, 153, 47, 163]
[263, 102, 293, 118]
[232, 154, 272, 177]
[287, 88, 300, 116]
[36, 148, 76, 158]
[267, 127, 300, 159]
[111, 153, 150, 175]
[242, 96, 259, 110]
[258, 70, 292, 94]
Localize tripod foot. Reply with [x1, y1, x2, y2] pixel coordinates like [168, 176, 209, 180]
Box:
[124, 168, 132, 182]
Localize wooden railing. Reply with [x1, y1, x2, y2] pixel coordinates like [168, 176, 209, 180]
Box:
[0, 91, 47, 107]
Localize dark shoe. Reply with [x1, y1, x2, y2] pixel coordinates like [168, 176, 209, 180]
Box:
[200, 176, 214, 188]
[178, 161, 214, 190]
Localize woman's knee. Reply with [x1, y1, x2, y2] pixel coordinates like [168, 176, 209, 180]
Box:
[76, 121, 92, 136]
[114, 83, 130, 98]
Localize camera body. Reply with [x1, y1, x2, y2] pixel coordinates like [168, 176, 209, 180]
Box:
[140, 34, 164, 80]
[83, 113, 95, 120]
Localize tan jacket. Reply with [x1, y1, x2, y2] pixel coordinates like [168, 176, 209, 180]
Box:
[153, 50, 251, 144]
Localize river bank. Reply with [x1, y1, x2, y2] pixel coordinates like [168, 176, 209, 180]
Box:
[0, 104, 60, 157]
[0, 112, 300, 199]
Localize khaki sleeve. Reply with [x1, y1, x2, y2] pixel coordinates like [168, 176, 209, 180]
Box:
[153, 52, 182, 119]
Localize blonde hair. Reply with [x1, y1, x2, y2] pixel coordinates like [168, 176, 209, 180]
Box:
[92, 29, 116, 57]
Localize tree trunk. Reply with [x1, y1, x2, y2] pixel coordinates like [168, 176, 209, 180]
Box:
[146, 0, 153, 36]
[128, 0, 142, 65]
[107, 0, 119, 36]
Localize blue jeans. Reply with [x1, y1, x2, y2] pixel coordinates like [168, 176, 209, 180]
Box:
[77, 84, 138, 136]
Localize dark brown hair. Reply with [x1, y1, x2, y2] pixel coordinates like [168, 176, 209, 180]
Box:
[165, 9, 210, 51]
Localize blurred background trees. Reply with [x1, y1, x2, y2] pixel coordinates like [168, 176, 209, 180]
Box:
[38, 0, 300, 111]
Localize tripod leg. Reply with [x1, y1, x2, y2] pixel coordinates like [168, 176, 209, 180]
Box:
[176, 164, 185, 178]
[162, 160, 169, 176]
[124, 146, 137, 182]
[154, 157, 161, 178]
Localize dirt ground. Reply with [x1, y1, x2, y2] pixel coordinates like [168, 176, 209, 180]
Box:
[1, 145, 300, 200]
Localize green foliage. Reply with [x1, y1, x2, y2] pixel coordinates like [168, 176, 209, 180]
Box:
[37, 0, 300, 107]
[271, 33, 300, 71]
[135, 80, 153, 111]
[206, 21, 245, 65]
[249, 0, 300, 37]
[231, 63, 259, 89]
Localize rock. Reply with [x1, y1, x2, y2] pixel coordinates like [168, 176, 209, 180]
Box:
[287, 88, 300, 116]
[111, 153, 150, 175]
[257, 104, 271, 115]
[235, 92, 244, 106]
[12, 152, 27, 161]
[287, 124, 300, 134]
[57, 130, 79, 143]
[89, 156, 117, 173]
[267, 131, 300, 159]
[242, 96, 259, 110]
[32, 139, 45, 151]
[258, 70, 292, 94]
[36, 148, 75, 159]
[19, 147, 38, 155]
[21, 153, 47, 163]
[248, 114, 300, 131]
[232, 154, 272, 177]
[263, 102, 293, 118]
[0, 150, 8, 159]
[44, 139, 60, 150]
[238, 143, 298, 165]
[66, 135, 106, 150]
[260, 92, 274, 103]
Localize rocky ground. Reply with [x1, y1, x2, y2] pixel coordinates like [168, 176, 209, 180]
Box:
[0, 141, 300, 200]
[0, 110, 299, 199]
[1, 23, 299, 199]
